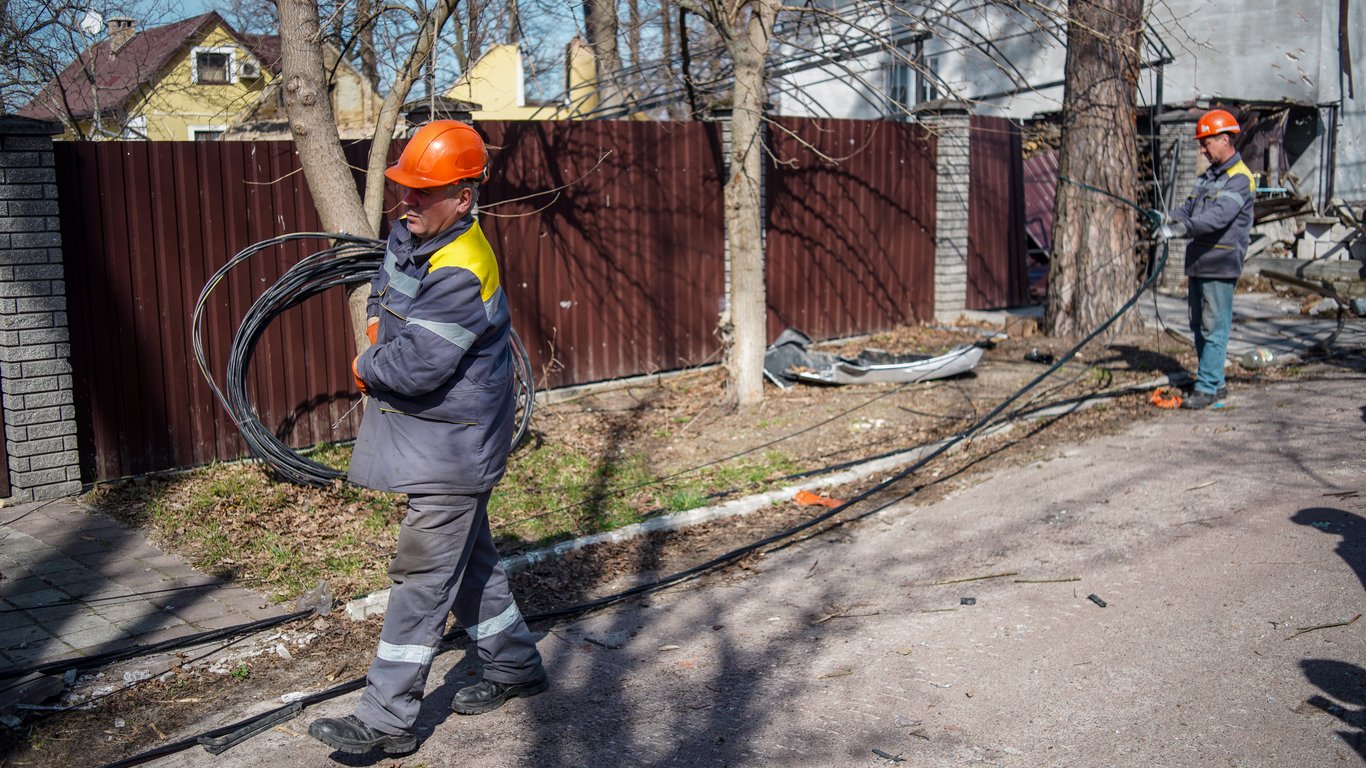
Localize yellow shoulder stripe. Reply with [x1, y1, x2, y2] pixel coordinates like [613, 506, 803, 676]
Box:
[1225, 160, 1255, 190]
[428, 220, 501, 302]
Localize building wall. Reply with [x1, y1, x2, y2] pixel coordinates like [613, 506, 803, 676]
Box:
[131, 24, 273, 141]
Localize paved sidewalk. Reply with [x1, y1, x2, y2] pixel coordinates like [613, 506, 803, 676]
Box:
[0, 498, 285, 670]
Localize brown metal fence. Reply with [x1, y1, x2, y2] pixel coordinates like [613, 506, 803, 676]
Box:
[481, 120, 726, 389]
[966, 115, 1028, 309]
[55, 141, 364, 482]
[766, 118, 938, 339]
[53, 116, 1013, 482]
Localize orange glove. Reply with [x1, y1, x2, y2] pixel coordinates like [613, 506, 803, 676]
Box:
[366, 317, 378, 345]
[352, 356, 368, 395]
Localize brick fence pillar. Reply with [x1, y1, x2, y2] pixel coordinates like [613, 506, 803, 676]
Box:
[1161, 115, 1201, 287]
[916, 100, 972, 321]
[0, 116, 81, 501]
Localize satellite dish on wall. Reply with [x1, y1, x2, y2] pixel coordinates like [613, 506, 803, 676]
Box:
[79, 10, 104, 36]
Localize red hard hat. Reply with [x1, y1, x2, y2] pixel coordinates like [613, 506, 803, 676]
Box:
[385, 121, 487, 188]
[1195, 109, 1240, 140]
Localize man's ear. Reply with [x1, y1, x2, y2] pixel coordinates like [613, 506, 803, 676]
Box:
[455, 185, 476, 215]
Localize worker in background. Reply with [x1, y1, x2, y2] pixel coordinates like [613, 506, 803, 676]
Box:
[1152, 108, 1255, 410]
[308, 121, 547, 756]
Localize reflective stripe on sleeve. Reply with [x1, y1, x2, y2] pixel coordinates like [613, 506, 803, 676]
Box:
[466, 602, 523, 641]
[407, 317, 477, 350]
[377, 639, 437, 665]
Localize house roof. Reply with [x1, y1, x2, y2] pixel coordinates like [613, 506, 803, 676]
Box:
[18, 12, 225, 122]
[237, 33, 283, 76]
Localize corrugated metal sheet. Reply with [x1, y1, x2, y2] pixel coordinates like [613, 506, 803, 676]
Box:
[1023, 149, 1059, 252]
[766, 118, 938, 340]
[56, 141, 363, 481]
[967, 116, 1029, 309]
[53, 118, 956, 480]
[479, 120, 727, 388]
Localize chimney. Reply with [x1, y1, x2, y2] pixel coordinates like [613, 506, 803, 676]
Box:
[107, 17, 135, 53]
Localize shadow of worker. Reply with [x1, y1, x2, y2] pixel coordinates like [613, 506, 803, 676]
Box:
[1291, 508, 1366, 758]
[1300, 660, 1366, 760]
[1290, 507, 1366, 592]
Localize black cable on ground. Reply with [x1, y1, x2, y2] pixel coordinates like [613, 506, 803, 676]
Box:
[0, 610, 312, 682]
[191, 234, 535, 487]
[93, 232, 1172, 768]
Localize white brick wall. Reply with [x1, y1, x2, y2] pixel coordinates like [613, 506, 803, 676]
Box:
[919, 106, 972, 321]
[0, 119, 81, 501]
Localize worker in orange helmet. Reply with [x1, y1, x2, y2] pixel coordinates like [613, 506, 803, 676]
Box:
[309, 121, 546, 755]
[1151, 108, 1255, 409]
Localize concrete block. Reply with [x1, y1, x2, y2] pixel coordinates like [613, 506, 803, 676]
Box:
[7, 455, 28, 472]
[12, 265, 64, 282]
[3, 167, 56, 185]
[10, 466, 71, 488]
[0, 152, 41, 168]
[27, 449, 78, 470]
[2, 375, 59, 394]
[8, 405, 62, 425]
[4, 342, 57, 361]
[14, 296, 65, 312]
[0, 249, 51, 266]
[1, 136, 53, 151]
[7, 437, 64, 457]
[0, 217, 48, 233]
[2, 314, 54, 331]
[20, 388, 72, 407]
[8, 231, 59, 248]
[20, 359, 70, 376]
[25, 479, 81, 500]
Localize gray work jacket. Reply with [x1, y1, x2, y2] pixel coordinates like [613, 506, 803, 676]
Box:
[1172, 152, 1256, 279]
[348, 215, 515, 494]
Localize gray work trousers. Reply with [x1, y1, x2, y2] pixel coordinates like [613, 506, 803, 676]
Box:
[353, 492, 543, 734]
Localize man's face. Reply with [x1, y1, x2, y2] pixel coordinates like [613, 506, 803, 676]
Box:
[401, 183, 472, 240]
[1197, 133, 1235, 166]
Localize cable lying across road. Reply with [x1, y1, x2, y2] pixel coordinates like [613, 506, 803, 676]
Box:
[191, 233, 535, 487]
[93, 231, 1172, 767]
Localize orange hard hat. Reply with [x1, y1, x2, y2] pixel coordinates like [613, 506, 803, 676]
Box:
[1195, 109, 1240, 140]
[385, 120, 487, 188]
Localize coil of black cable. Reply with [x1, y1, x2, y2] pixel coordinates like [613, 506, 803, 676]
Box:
[192, 233, 535, 487]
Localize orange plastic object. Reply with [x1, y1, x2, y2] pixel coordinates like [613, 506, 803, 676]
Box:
[1150, 386, 1182, 409]
[366, 317, 379, 345]
[794, 490, 844, 508]
[385, 120, 488, 189]
[1195, 109, 1240, 139]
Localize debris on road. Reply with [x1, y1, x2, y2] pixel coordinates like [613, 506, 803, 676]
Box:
[763, 328, 985, 387]
[1285, 613, 1361, 640]
[1087, 594, 1108, 608]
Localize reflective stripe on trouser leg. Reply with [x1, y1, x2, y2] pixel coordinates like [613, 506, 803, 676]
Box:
[354, 493, 486, 734]
[452, 507, 543, 685]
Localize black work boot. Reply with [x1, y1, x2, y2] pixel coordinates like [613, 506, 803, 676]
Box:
[308, 714, 417, 755]
[1181, 390, 1218, 410]
[451, 673, 548, 715]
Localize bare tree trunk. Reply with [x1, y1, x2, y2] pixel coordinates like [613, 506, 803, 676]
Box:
[1045, 0, 1144, 340]
[584, 0, 624, 109]
[466, 0, 482, 66]
[279, 0, 457, 354]
[360, 0, 458, 233]
[356, 0, 378, 89]
[661, 0, 681, 119]
[722, 0, 776, 406]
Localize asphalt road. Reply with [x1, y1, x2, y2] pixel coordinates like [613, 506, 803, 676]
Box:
[158, 367, 1366, 768]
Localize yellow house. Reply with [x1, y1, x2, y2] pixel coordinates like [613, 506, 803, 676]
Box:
[19, 11, 381, 141]
[446, 40, 612, 121]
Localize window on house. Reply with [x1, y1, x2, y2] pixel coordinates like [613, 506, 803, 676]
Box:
[194, 49, 233, 84]
[190, 126, 226, 141]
